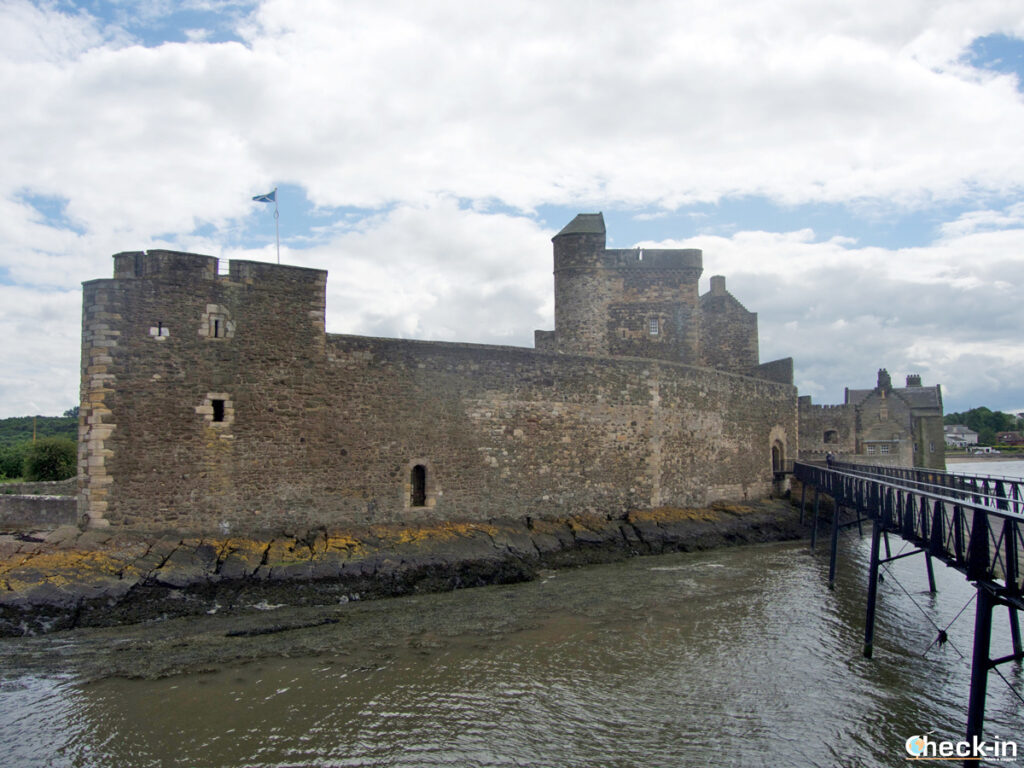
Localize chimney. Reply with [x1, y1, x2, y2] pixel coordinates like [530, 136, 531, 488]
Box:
[710, 275, 726, 296]
[906, 374, 922, 387]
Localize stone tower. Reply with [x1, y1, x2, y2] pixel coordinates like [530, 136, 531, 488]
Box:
[535, 212, 760, 375]
[79, 250, 327, 528]
[538, 213, 704, 363]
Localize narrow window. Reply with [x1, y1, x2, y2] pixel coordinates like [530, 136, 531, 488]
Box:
[411, 465, 426, 507]
[929, 441, 935, 453]
[213, 319, 221, 338]
[212, 399, 225, 423]
[649, 317, 660, 335]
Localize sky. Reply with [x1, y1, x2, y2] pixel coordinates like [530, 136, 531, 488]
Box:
[2, 0, 1024, 418]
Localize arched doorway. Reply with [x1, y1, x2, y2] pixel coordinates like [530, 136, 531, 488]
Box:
[772, 441, 784, 474]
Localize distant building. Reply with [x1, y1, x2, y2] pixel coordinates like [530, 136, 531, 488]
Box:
[945, 424, 979, 447]
[996, 431, 1024, 445]
[799, 370, 945, 470]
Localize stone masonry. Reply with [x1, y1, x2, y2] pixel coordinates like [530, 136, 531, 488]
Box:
[78, 214, 798, 535]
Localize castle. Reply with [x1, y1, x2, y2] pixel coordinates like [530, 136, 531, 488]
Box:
[77, 213, 940, 534]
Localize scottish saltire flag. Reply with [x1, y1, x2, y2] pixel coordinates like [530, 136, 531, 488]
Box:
[252, 190, 276, 203]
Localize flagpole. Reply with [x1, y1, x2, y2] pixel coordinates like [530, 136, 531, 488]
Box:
[274, 187, 280, 264]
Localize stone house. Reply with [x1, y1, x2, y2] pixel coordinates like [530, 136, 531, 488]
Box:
[799, 370, 945, 470]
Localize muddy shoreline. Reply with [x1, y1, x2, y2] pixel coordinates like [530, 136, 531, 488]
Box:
[0, 499, 808, 678]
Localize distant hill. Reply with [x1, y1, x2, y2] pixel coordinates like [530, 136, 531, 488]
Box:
[0, 411, 78, 448]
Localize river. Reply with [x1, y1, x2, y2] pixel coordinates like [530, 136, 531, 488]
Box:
[1, 460, 1021, 767]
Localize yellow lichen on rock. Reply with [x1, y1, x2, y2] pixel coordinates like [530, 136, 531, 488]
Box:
[324, 534, 364, 558]
[629, 507, 721, 524]
[2, 549, 124, 591]
[377, 520, 500, 546]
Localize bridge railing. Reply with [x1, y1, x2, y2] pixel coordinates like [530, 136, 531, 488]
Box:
[831, 461, 1024, 518]
[795, 462, 1024, 594]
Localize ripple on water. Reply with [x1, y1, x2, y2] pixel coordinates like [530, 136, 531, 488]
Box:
[1, 539, 1021, 768]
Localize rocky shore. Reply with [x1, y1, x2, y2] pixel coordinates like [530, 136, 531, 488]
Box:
[0, 499, 807, 638]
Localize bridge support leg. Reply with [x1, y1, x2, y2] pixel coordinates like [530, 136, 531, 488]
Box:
[1009, 605, 1023, 658]
[925, 553, 937, 594]
[828, 502, 841, 589]
[965, 584, 995, 758]
[864, 521, 882, 658]
[799, 483, 806, 525]
[810, 488, 820, 550]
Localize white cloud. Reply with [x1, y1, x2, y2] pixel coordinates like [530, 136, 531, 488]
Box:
[279, 198, 555, 344]
[7, 0, 1023, 231]
[0, 1, 108, 63]
[0, 285, 81, 416]
[1, 0, 1024, 416]
[646, 223, 1024, 408]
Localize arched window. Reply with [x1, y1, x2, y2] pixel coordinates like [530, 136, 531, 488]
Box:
[410, 464, 427, 507]
[824, 429, 839, 444]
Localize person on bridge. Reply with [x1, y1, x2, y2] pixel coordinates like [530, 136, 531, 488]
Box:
[826, 451, 835, 468]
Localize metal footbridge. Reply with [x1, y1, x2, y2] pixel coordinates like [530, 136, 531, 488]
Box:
[794, 461, 1023, 761]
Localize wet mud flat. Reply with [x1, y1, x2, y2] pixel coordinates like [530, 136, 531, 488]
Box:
[0, 500, 807, 656]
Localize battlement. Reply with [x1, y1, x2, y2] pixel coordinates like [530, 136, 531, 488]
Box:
[798, 398, 850, 412]
[114, 250, 217, 280]
[111, 250, 326, 288]
[604, 248, 702, 270]
[551, 214, 702, 273]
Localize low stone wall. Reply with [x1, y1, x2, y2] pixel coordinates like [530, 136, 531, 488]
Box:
[0, 494, 78, 530]
[0, 479, 77, 496]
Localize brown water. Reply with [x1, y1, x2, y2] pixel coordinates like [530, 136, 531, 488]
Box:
[1, 531, 1021, 767]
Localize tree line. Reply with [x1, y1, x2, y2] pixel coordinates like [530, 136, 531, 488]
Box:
[943, 406, 1024, 446]
[0, 408, 78, 481]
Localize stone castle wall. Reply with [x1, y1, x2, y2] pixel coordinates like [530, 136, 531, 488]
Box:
[797, 398, 858, 463]
[79, 247, 797, 534]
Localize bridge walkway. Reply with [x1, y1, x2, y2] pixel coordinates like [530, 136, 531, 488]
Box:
[794, 461, 1023, 763]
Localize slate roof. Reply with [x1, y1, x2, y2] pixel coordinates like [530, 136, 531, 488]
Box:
[555, 213, 605, 237]
[846, 386, 942, 409]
